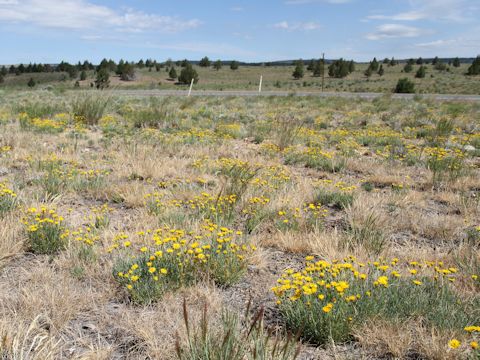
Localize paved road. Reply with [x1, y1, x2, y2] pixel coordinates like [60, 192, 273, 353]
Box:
[104, 89, 480, 101]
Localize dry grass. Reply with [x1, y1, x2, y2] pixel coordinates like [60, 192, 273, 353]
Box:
[0, 93, 479, 359]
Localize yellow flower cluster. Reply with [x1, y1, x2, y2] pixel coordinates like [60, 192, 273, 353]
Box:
[22, 206, 66, 233]
[19, 112, 69, 133]
[21, 206, 69, 254]
[273, 255, 476, 307]
[448, 326, 480, 352]
[0, 182, 17, 213]
[111, 220, 255, 303]
[0, 145, 12, 155]
[145, 191, 237, 218]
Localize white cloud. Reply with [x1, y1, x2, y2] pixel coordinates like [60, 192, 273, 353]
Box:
[0, 0, 201, 33]
[366, 24, 425, 40]
[273, 21, 321, 31]
[366, 0, 477, 23]
[231, 6, 244, 12]
[415, 35, 480, 51]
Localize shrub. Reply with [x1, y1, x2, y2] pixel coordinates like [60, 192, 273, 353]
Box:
[0, 183, 17, 215]
[273, 115, 304, 151]
[176, 300, 300, 360]
[313, 188, 353, 210]
[345, 206, 386, 254]
[22, 206, 68, 254]
[213, 60, 223, 71]
[71, 91, 110, 125]
[425, 147, 466, 187]
[178, 64, 199, 84]
[415, 66, 426, 78]
[403, 63, 413, 73]
[395, 78, 415, 93]
[14, 101, 65, 119]
[112, 222, 255, 304]
[126, 97, 173, 129]
[273, 256, 480, 346]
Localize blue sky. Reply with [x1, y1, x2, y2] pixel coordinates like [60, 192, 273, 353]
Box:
[0, 0, 479, 64]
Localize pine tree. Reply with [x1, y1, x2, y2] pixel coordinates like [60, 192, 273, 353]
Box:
[328, 59, 352, 78]
[120, 63, 135, 81]
[378, 65, 384, 76]
[434, 61, 447, 71]
[364, 67, 372, 78]
[383, 58, 390, 64]
[213, 60, 222, 71]
[230, 61, 239, 70]
[0, 66, 7, 76]
[178, 64, 199, 84]
[389, 57, 396, 66]
[370, 57, 379, 72]
[292, 61, 304, 79]
[467, 56, 480, 75]
[169, 67, 177, 79]
[27, 77, 36, 88]
[312, 60, 324, 77]
[395, 78, 415, 93]
[80, 70, 87, 81]
[199, 56, 210, 67]
[415, 66, 426, 78]
[95, 68, 110, 89]
[403, 63, 413, 73]
[416, 57, 423, 65]
[348, 60, 355, 73]
[307, 59, 315, 71]
[453, 57, 461, 67]
[432, 56, 439, 65]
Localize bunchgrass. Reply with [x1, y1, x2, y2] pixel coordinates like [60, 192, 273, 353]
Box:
[176, 300, 301, 360]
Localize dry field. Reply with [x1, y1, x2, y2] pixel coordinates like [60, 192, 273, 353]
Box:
[0, 91, 479, 359]
[2, 62, 479, 94]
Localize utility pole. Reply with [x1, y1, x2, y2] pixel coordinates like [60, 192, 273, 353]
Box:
[321, 53, 325, 92]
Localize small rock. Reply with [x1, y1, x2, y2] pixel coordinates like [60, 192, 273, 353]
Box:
[0, 167, 8, 176]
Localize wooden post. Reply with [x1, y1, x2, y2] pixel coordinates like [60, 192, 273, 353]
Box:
[258, 75, 263, 92]
[188, 78, 194, 97]
[321, 53, 325, 92]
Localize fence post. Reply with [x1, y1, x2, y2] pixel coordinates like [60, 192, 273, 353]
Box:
[258, 75, 263, 93]
[188, 78, 194, 97]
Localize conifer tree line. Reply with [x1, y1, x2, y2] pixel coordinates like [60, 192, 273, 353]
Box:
[1, 55, 479, 89]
